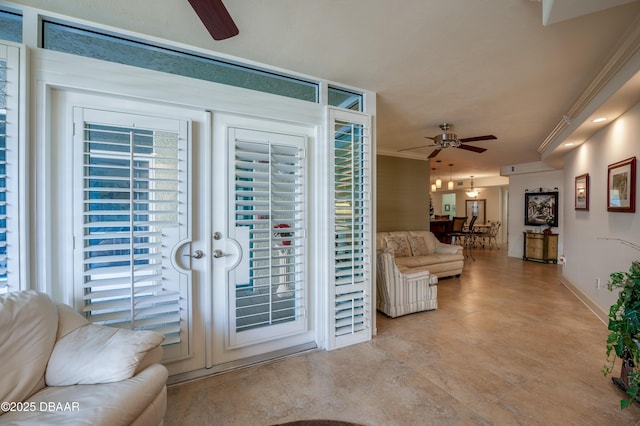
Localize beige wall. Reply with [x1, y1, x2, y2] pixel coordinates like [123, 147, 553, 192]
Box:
[561, 100, 640, 316]
[376, 155, 428, 231]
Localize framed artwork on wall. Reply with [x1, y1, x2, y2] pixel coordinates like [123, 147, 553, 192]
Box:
[525, 191, 558, 226]
[575, 173, 589, 211]
[444, 204, 451, 212]
[607, 157, 636, 213]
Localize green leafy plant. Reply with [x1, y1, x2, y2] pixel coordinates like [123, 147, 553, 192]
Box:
[603, 260, 640, 409]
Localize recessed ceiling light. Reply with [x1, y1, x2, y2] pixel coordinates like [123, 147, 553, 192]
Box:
[564, 142, 574, 147]
[592, 117, 607, 123]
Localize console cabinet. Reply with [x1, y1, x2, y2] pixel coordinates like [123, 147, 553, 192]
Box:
[523, 232, 558, 263]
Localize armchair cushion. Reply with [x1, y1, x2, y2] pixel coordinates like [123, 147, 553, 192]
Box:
[384, 235, 412, 257]
[46, 324, 164, 386]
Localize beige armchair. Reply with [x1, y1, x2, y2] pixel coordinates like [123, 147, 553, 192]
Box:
[376, 248, 438, 318]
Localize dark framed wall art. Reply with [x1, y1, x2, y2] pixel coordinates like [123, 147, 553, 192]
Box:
[525, 191, 558, 227]
[608, 157, 636, 213]
[575, 173, 589, 211]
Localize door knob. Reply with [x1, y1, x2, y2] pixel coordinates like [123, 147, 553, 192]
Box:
[183, 249, 204, 259]
[212, 249, 226, 258]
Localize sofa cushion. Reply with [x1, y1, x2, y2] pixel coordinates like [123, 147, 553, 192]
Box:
[407, 234, 435, 256]
[384, 235, 412, 257]
[46, 324, 164, 386]
[2, 364, 168, 426]
[0, 290, 58, 409]
[395, 255, 444, 268]
[56, 303, 89, 340]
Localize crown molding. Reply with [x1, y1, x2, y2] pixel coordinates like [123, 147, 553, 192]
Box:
[538, 12, 640, 154]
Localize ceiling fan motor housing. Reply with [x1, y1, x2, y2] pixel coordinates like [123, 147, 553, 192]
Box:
[436, 132, 461, 147]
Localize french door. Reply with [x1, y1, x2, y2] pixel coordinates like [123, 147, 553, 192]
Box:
[210, 118, 316, 365]
[67, 95, 315, 374]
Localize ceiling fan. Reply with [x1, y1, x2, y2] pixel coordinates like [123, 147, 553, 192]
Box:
[187, 0, 239, 41]
[400, 122, 497, 159]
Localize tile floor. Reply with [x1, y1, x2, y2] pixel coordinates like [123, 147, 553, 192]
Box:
[165, 247, 640, 425]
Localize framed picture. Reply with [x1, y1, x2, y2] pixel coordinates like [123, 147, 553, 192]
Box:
[525, 192, 558, 226]
[444, 204, 451, 212]
[608, 157, 636, 212]
[466, 199, 486, 224]
[575, 173, 589, 211]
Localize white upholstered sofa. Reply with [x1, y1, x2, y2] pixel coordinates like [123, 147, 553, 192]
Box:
[376, 230, 464, 317]
[0, 290, 167, 425]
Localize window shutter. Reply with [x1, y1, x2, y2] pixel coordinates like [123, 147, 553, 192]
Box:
[75, 109, 189, 354]
[229, 130, 308, 345]
[329, 109, 372, 349]
[0, 43, 22, 294]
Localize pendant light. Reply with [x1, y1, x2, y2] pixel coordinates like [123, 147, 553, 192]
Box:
[435, 160, 442, 189]
[447, 163, 454, 190]
[465, 176, 479, 198]
[430, 167, 437, 192]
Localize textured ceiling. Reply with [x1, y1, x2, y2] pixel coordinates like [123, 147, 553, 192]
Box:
[8, 0, 640, 185]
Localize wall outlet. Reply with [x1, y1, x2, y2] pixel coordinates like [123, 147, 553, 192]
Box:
[596, 277, 605, 289]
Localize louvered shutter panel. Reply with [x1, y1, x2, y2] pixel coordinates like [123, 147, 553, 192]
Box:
[0, 43, 21, 294]
[230, 130, 307, 345]
[329, 109, 372, 349]
[75, 109, 190, 356]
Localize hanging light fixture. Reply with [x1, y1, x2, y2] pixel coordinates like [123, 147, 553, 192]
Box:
[447, 163, 454, 190]
[430, 167, 437, 192]
[466, 176, 479, 198]
[435, 160, 442, 189]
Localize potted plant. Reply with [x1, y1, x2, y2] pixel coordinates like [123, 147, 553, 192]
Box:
[603, 260, 640, 408]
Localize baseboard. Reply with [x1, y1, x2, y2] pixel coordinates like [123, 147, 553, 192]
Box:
[560, 275, 607, 325]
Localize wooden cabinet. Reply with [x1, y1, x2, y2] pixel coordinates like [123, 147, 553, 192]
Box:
[430, 220, 452, 244]
[523, 232, 558, 263]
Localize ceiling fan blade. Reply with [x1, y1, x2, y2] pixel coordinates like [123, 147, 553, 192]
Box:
[459, 134, 497, 143]
[428, 149, 442, 158]
[458, 144, 487, 153]
[188, 0, 239, 40]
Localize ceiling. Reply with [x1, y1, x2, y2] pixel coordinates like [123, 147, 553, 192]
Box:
[9, 0, 640, 186]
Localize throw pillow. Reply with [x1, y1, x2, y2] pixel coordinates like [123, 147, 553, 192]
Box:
[408, 235, 431, 256]
[46, 324, 164, 386]
[384, 235, 411, 257]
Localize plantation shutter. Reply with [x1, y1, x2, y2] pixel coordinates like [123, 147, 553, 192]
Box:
[0, 43, 22, 294]
[329, 108, 373, 349]
[229, 128, 308, 346]
[74, 108, 191, 359]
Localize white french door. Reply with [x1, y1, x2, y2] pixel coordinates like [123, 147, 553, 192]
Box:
[210, 119, 316, 365]
[71, 105, 204, 372]
[66, 94, 317, 374]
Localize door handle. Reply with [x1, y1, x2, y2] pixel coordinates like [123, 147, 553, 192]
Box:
[212, 249, 226, 258]
[184, 249, 204, 259]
